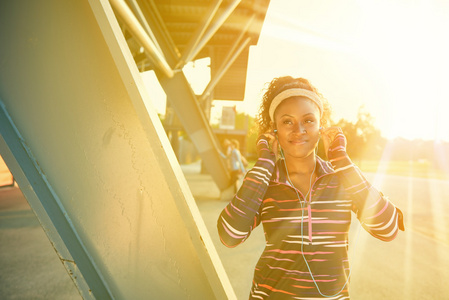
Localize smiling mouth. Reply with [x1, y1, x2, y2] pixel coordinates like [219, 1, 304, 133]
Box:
[290, 140, 307, 145]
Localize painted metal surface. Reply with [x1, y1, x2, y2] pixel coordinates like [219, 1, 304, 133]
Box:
[0, 0, 235, 299]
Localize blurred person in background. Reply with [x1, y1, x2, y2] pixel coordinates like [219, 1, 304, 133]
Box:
[229, 139, 247, 191]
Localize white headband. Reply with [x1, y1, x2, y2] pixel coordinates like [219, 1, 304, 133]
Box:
[269, 88, 323, 121]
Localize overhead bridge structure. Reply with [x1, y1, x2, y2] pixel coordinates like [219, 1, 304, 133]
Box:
[112, 0, 269, 191]
[0, 0, 269, 299]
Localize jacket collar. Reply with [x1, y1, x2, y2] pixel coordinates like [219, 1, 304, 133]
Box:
[271, 156, 335, 185]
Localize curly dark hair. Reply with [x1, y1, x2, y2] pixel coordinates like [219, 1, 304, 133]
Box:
[256, 76, 332, 134]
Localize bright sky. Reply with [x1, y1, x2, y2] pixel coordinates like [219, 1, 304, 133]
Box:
[142, 0, 449, 141]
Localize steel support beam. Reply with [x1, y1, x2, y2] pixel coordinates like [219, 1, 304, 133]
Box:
[0, 101, 110, 300]
[176, 0, 223, 69]
[199, 13, 254, 102]
[110, 0, 174, 78]
[200, 37, 251, 102]
[1, 0, 236, 297]
[179, 0, 242, 68]
[127, 0, 163, 54]
[135, 0, 231, 190]
[156, 72, 231, 190]
[144, 0, 181, 60]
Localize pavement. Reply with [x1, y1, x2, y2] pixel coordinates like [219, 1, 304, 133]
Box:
[0, 186, 80, 300]
[0, 162, 262, 300]
[1, 161, 449, 299]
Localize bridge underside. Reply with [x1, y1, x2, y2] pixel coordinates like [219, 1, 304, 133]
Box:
[112, 0, 270, 190]
[0, 0, 268, 298]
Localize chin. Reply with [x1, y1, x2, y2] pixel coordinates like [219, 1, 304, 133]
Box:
[284, 147, 316, 160]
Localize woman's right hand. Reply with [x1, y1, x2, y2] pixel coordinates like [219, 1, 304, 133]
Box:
[258, 132, 279, 160]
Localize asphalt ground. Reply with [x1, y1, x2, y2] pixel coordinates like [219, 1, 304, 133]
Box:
[1, 162, 448, 299]
[182, 162, 449, 300]
[0, 186, 81, 300]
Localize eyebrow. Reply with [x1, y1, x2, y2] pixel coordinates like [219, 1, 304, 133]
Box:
[280, 113, 315, 118]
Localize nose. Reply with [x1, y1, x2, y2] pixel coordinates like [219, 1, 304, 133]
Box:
[294, 123, 307, 134]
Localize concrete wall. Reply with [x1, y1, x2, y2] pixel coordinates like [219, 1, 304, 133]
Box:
[0, 0, 234, 299]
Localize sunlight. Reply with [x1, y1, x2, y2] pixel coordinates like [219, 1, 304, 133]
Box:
[260, 11, 352, 54]
[428, 179, 448, 243]
[349, 140, 394, 268]
[434, 140, 449, 176]
[139, 1, 449, 142]
[353, 1, 449, 141]
[430, 141, 449, 245]
[371, 140, 394, 187]
[249, 0, 449, 141]
[182, 57, 211, 95]
[403, 168, 413, 298]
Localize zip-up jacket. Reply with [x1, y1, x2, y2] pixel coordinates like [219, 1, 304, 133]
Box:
[217, 134, 404, 299]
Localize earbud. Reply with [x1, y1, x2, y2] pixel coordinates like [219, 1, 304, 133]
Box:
[272, 129, 284, 158]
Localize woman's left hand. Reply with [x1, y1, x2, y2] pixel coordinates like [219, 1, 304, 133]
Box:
[320, 126, 345, 157]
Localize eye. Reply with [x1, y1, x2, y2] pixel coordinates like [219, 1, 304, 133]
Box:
[283, 119, 293, 125]
[303, 118, 315, 124]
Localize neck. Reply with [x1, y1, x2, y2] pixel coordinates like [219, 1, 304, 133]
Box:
[284, 152, 316, 175]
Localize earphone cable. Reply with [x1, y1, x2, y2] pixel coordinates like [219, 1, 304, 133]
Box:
[278, 137, 361, 298]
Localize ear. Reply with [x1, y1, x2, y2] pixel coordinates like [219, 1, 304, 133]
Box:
[270, 121, 276, 133]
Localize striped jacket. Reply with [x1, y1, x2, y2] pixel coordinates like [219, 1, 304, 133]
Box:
[217, 135, 404, 299]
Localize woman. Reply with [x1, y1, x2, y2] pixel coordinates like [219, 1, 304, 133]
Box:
[217, 76, 404, 299]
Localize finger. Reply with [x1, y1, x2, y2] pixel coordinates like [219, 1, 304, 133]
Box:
[272, 138, 278, 153]
[263, 132, 275, 142]
[321, 127, 341, 142]
[321, 127, 339, 135]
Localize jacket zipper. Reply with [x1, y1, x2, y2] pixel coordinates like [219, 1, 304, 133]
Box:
[277, 171, 333, 244]
[307, 172, 332, 243]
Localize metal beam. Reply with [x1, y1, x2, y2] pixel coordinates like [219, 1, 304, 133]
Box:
[181, 0, 242, 66]
[156, 72, 231, 190]
[1, 0, 237, 297]
[176, 0, 223, 69]
[200, 36, 251, 103]
[127, 0, 163, 55]
[110, 0, 174, 77]
[143, 0, 181, 60]
[199, 14, 255, 102]
[0, 101, 112, 300]
[135, 0, 231, 190]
